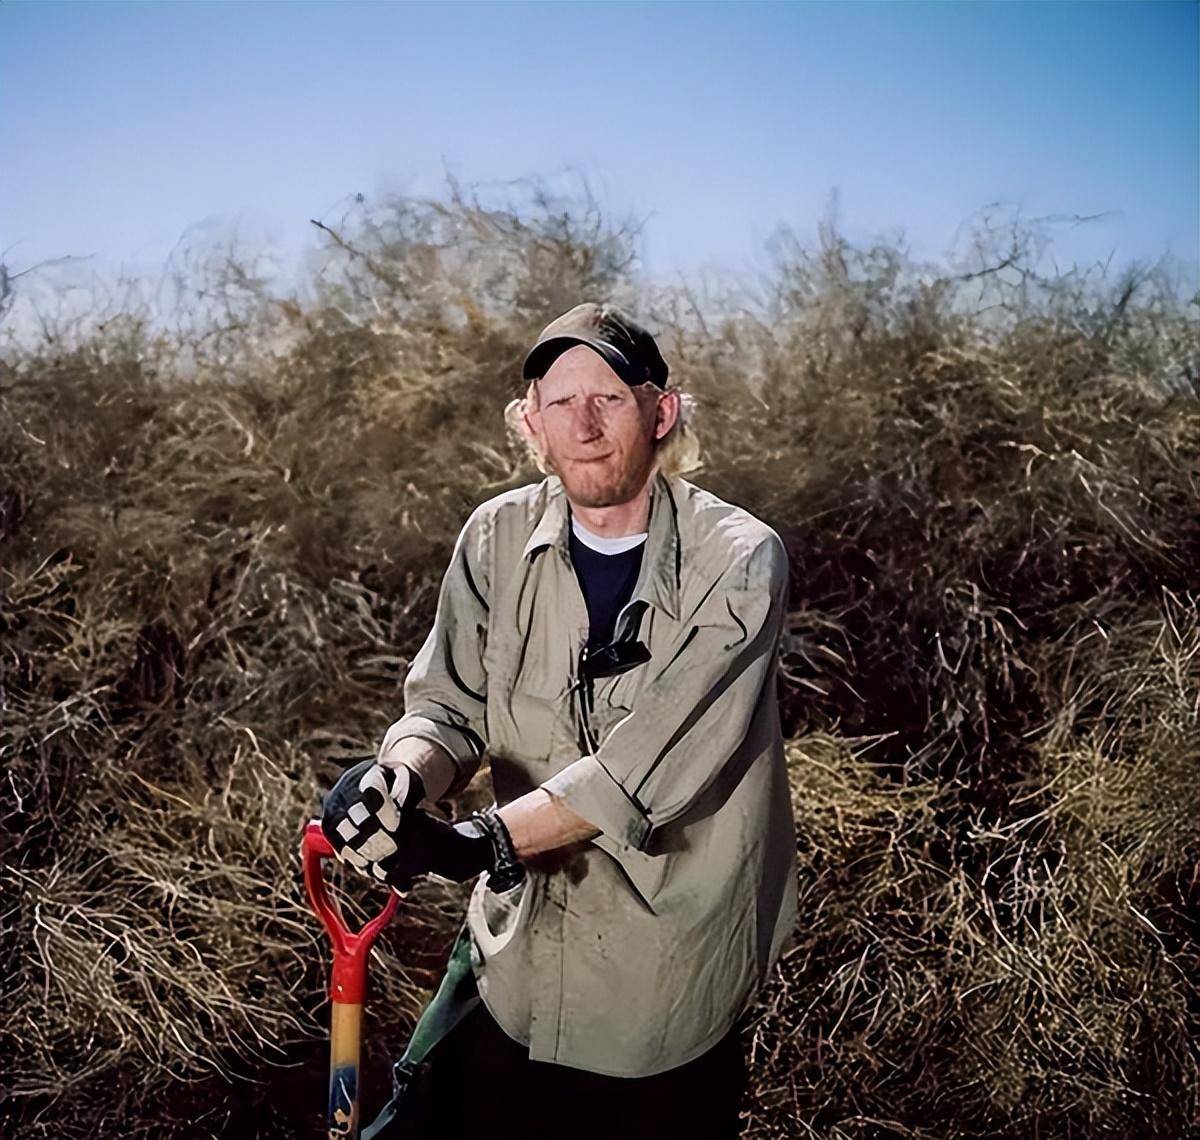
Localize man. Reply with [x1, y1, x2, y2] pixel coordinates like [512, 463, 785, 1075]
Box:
[321, 302, 798, 1139]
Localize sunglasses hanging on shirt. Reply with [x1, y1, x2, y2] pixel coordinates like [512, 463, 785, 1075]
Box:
[581, 639, 652, 682]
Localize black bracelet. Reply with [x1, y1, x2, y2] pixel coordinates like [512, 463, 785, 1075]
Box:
[472, 803, 525, 893]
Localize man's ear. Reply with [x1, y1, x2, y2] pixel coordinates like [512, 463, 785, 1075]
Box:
[654, 390, 681, 441]
[518, 399, 540, 446]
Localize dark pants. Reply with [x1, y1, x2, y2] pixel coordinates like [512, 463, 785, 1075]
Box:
[418, 1000, 748, 1140]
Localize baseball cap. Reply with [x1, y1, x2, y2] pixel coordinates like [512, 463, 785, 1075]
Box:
[522, 302, 669, 390]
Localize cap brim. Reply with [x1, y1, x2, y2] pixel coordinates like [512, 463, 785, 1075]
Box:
[522, 336, 632, 383]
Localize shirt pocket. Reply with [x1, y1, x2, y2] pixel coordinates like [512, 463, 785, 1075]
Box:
[508, 640, 578, 763]
[597, 659, 649, 713]
[512, 634, 568, 699]
[588, 685, 637, 753]
[598, 604, 679, 712]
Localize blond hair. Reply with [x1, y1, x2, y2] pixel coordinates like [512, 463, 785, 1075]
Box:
[503, 378, 701, 478]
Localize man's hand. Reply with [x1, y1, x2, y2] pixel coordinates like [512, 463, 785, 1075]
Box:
[321, 759, 428, 885]
[321, 759, 523, 891]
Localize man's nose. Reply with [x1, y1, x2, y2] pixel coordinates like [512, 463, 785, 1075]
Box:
[571, 399, 604, 441]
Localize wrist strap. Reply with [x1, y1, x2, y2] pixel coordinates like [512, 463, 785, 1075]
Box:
[475, 804, 525, 893]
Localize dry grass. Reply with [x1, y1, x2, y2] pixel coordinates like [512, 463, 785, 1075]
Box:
[1, 182, 1196, 1138]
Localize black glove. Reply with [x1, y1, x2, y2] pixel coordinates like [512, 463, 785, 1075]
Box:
[381, 807, 526, 892]
[321, 759, 428, 884]
[322, 760, 525, 892]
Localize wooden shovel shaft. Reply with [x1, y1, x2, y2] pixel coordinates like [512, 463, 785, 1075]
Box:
[329, 1001, 362, 1138]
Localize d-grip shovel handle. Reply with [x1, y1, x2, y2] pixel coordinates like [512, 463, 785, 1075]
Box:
[303, 819, 399, 1140]
[302, 820, 398, 1003]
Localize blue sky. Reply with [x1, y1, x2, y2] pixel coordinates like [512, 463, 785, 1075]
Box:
[2, 0, 1197, 295]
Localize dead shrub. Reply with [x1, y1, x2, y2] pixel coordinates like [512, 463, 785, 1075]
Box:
[1, 182, 1195, 1137]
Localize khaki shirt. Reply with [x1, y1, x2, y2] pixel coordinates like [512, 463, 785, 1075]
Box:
[389, 470, 798, 1076]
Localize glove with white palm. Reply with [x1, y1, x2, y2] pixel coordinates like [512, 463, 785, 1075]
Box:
[320, 759, 429, 887]
[320, 759, 525, 893]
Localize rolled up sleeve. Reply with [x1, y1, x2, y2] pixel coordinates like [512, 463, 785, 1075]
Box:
[382, 505, 491, 797]
[542, 532, 788, 852]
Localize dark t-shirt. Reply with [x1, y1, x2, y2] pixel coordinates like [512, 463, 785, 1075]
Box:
[568, 523, 645, 651]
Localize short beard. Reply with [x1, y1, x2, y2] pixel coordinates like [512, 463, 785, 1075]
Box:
[545, 445, 658, 508]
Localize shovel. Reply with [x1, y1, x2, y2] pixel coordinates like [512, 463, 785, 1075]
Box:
[301, 819, 399, 1140]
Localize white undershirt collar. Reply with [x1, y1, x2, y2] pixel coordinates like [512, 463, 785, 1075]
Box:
[571, 515, 648, 555]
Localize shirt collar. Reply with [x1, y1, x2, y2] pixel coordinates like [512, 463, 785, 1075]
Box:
[522, 470, 682, 621]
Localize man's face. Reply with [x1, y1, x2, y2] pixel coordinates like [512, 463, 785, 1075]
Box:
[522, 344, 677, 508]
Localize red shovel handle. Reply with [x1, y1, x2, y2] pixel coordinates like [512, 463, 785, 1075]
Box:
[301, 819, 398, 1003]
